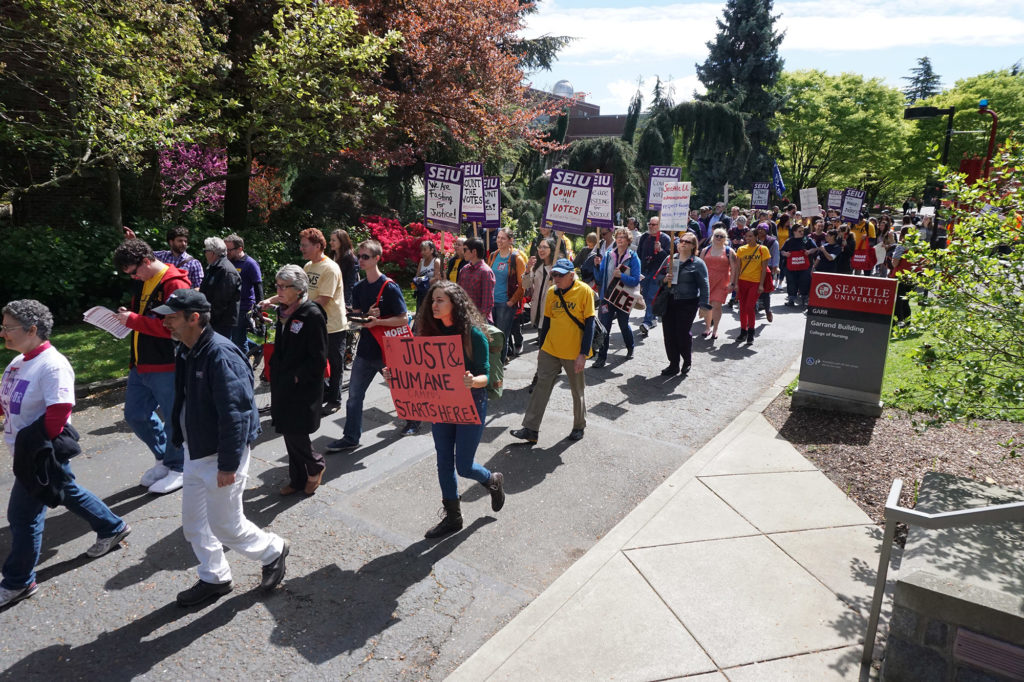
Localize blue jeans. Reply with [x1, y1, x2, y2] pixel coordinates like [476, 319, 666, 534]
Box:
[641, 277, 659, 327]
[433, 389, 490, 500]
[342, 355, 384, 443]
[230, 310, 254, 356]
[124, 368, 183, 472]
[598, 304, 634, 360]
[492, 302, 515, 362]
[2, 463, 125, 589]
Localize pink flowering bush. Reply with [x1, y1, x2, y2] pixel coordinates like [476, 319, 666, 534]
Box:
[359, 215, 456, 281]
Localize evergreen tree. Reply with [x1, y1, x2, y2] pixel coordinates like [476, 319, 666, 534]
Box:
[692, 0, 784, 204]
[902, 57, 942, 104]
[621, 89, 643, 145]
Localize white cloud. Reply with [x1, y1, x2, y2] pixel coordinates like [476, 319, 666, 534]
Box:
[595, 75, 706, 113]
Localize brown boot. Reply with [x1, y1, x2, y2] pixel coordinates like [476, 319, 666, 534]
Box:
[484, 473, 505, 512]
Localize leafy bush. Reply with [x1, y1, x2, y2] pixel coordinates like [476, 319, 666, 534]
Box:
[358, 215, 456, 285]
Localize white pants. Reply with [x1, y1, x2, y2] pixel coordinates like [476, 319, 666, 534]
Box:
[182, 445, 284, 583]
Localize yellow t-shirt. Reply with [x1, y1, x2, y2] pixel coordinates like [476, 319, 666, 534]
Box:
[777, 225, 790, 244]
[447, 257, 464, 283]
[304, 257, 347, 333]
[542, 279, 596, 360]
[850, 220, 876, 249]
[736, 244, 770, 283]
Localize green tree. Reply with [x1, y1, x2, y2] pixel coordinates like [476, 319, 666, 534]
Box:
[901, 137, 1024, 421]
[693, 0, 784, 196]
[902, 56, 942, 104]
[621, 89, 643, 145]
[774, 70, 908, 206]
[564, 137, 644, 217]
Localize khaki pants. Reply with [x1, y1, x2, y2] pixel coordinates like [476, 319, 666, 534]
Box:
[524, 350, 586, 432]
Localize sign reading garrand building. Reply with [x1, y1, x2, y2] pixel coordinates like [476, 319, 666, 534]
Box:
[792, 272, 897, 416]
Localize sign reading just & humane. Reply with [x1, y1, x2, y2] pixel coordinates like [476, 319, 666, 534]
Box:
[424, 163, 463, 233]
[793, 272, 897, 416]
[383, 336, 480, 425]
[542, 169, 594, 235]
[646, 166, 683, 211]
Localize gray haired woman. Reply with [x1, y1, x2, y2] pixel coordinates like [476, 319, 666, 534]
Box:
[266, 265, 329, 496]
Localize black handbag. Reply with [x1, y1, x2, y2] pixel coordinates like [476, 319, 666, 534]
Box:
[555, 287, 606, 355]
[652, 284, 670, 318]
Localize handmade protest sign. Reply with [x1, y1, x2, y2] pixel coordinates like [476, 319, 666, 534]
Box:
[483, 176, 501, 229]
[459, 162, 485, 222]
[919, 205, 935, 217]
[646, 166, 683, 211]
[799, 187, 820, 217]
[605, 275, 638, 315]
[659, 181, 691, 231]
[424, 163, 463, 232]
[840, 188, 867, 223]
[827, 189, 843, 210]
[383, 335, 480, 425]
[751, 182, 771, 209]
[542, 168, 594, 235]
[586, 173, 614, 230]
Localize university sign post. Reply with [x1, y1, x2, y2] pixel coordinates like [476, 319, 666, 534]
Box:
[792, 272, 897, 416]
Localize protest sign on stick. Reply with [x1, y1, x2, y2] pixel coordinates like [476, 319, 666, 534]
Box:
[542, 169, 594, 235]
[799, 187, 821, 217]
[840, 188, 867, 223]
[459, 162, 485, 222]
[383, 336, 480, 425]
[424, 163, 463, 233]
[658, 181, 691, 231]
[586, 173, 614, 230]
[483, 177, 501, 229]
[751, 182, 771, 209]
[646, 166, 683, 211]
[827, 189, 844, 210]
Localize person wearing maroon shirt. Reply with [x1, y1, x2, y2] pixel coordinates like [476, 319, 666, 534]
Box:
[457, 238, 495, 323]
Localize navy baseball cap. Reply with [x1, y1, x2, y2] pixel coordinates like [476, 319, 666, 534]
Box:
[152, 289, 211, 314]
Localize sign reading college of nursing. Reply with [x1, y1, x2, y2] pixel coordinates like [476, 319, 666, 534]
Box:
[793, 272, 897, 416]
[646, 166, 683, 211]
[483, 176, 501, 229]
[542, 169, 594, 235]
[424, 163, 463, 233]
[585, 173, 614, 230]
[751, 182, 771, 209]
[459, 162, 485, 222]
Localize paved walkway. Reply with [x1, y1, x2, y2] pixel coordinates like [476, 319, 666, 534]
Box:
[450, 366, 888, 681]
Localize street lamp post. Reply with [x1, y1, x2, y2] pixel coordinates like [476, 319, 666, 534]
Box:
[978, 99, 999, 179]
[904, 105, 955, 249]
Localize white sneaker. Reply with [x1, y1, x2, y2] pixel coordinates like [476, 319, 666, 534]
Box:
[140, 463, 169, 487]
[148, 470, 183, 494]
[85, 524, 132, 558]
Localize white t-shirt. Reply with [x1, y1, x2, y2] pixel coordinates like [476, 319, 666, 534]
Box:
[0, 345, 75, 450]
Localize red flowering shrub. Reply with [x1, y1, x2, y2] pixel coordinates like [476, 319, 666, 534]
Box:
[358, 215, 456, 276]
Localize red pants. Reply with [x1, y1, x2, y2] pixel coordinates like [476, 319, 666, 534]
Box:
[737, 279, 760, 330]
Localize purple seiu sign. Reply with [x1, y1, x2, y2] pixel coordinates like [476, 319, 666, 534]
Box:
[585, 173, 614, 230]
[646, 166, 683, 211]
[827, 189, 844, 210]
[542, 169, 594, 236]
[840, 188, 867, 224]
[459, 162, 485, 222]
[751, 182, 771, 209]
[424, 163, 463, 233]
[482, 177, 501, 230]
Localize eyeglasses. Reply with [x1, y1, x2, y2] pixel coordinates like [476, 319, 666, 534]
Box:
[124, 265, 140, 277]
[0, 324, 24, 333]
[358, 253, 373, 260]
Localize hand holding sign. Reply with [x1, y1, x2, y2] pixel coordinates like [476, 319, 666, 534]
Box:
[383, 336, 480, 424]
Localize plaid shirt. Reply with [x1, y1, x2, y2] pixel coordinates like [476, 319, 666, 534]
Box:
[154, 250, 204, 288]
[457, 259, 495, 322]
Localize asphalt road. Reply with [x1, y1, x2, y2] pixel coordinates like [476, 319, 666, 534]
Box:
[0, 292, 808, 680]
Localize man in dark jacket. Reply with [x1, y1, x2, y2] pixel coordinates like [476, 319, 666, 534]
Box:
[199, 236, 241, 338]
[156, 289, 289, 608]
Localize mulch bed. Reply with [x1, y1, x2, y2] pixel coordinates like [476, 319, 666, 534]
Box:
[763, 393, 1024, 543]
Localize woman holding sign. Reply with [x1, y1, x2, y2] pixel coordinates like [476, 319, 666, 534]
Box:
[403, 281, 505, 538]
[592, 227, 640, 369]
[658, 234, 710, 375]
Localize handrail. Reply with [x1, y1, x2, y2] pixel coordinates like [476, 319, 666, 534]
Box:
[861, 478, 1024, 666]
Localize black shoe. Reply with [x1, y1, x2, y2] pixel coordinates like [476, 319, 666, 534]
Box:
[625, 347, 634, 360]
[485, 473, 505, 512]
[425, 499, 463, 539]
[638, 326, 649, 338]
[321, 401, 341, 416]
[660, 365, 680, 376]
[326, 437, 359, 452]
[681, 363, 692, 373]
[567, 428, 584, 441]
[401, 421, 421, 436]
[592, 357, 606, 369]
[261, 540, 290, 591]
[510, 427, 539, 444]
[735, 330, 748, 343]
[746, 332, 755, 345]
[514, 342, 524, 355]
[177, 579, 233, 607]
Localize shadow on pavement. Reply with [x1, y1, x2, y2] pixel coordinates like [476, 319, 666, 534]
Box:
[462, 440, 570, 502]
[774, 406, 879, 446]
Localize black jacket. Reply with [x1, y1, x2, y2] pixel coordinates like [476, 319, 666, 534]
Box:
[13, 417, 80, 508]
[270, 299, 328, 434]
[200, 255, 241, 331]
[170, 326, 260, 472]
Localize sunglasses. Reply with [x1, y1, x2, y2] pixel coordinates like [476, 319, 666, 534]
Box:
[358, 253, 374, 260]
[713, 235, 725, 239]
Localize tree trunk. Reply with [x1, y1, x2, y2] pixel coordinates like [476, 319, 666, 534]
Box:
[108, 160, 122, 230]
[223, 137, 250, 230]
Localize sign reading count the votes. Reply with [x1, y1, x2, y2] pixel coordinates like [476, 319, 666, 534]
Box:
[383, 336, 480, 425]
[543, 168, 594, 236]
[646, 166, 683, 211]
[459, 162, 485, 222]
[424, 163, 463, 233]
[793, 272, 897, 416]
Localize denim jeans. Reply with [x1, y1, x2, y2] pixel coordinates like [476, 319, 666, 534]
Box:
[230, 311, 254, 356]
[640, 277, 659, 327]
[342, 355, 384, 443]
[433, 388, 490, 500]
[492, 302, 516, 362]
[124, 368, 183, 472]
[597, 304, 634, 360]
[2, 463, 125, 589]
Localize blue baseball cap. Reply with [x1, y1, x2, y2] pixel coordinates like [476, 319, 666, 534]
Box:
[551, 258, 575, 275]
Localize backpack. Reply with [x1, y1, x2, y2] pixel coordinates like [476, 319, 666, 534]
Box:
[484, 324, 505, 400]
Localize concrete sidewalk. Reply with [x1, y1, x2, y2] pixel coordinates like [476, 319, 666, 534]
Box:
[450, 367, 887, 681]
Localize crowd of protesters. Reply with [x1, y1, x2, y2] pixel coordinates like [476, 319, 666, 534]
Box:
[1, 199, 933, 610]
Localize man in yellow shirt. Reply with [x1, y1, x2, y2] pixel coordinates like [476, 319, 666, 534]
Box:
[511, 259, 595, 443]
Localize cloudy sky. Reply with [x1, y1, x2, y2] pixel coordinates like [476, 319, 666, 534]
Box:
[521, 0, 1024, 114]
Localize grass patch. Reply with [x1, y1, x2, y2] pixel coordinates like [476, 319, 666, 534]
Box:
[0, 323, 127, 385]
